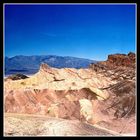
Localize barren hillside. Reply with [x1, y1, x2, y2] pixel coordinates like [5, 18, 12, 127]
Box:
[4, 52, 136, 136]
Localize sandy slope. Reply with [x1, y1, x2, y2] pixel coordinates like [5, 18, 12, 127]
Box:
[4, 113, 120, 136]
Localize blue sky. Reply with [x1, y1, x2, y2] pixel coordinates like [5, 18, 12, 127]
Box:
[4, 4, 136, 61]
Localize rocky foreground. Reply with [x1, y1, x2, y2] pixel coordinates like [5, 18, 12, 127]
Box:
[4, 52, 136, 136]
[5, 113, 120, 136]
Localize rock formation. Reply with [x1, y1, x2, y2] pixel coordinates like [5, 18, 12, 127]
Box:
[5, 73, 29, 81]
[4, 52, 136, 136]
[89, 52, 136, 119]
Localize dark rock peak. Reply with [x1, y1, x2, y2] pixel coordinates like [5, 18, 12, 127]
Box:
[6, 73, 29, 80]
[128, 52, 135, 56]
[128, 52, 135, 61]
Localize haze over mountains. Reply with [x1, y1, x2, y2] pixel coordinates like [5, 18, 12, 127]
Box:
[5, 55, 97, 75]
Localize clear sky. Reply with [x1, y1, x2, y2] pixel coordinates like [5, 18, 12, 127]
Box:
[4, 4, 136, 61]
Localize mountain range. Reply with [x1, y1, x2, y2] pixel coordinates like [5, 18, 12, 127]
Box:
[5, 55, 97, 75]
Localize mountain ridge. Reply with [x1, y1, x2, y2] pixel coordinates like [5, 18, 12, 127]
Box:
[5, 55, 97, 75]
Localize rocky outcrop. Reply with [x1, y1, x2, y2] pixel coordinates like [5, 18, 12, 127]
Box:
[90, 52, 135, 69]
[107, 52, 135, 67]
[89, 52, 136, 119]
[89, 52, 136, 81]
[5, 73, 29, 81]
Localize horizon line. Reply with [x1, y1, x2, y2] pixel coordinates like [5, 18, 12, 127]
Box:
[4, 51, 135, 61]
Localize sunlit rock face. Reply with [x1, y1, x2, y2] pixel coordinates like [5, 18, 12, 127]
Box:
[90, 52, 136, 70]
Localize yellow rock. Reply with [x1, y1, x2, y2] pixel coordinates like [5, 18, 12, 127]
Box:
[89, 87, 109, 100]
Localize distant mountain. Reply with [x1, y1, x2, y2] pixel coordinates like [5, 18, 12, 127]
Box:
[5, 55, 97, 75]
